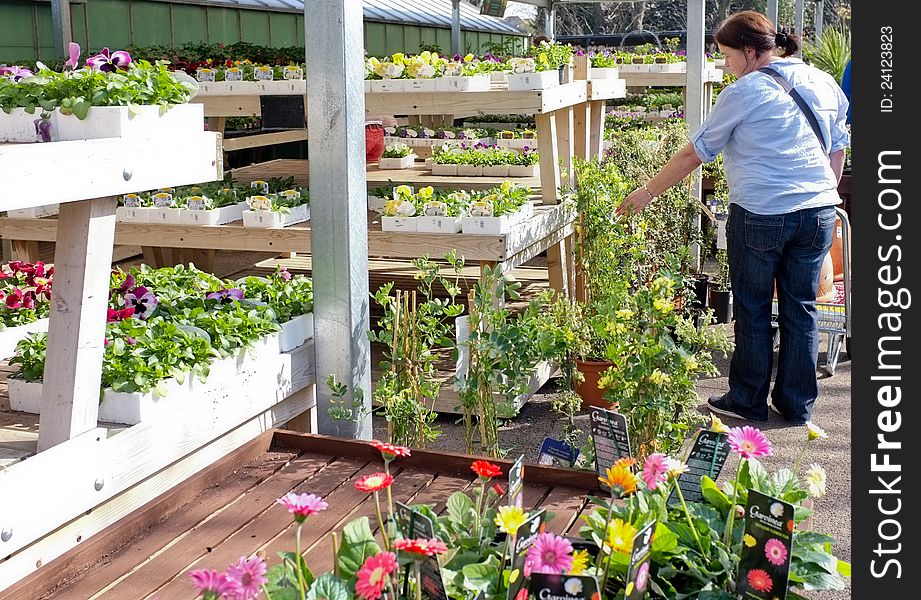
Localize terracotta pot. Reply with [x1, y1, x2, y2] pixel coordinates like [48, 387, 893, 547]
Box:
[575, 358, 616, 409]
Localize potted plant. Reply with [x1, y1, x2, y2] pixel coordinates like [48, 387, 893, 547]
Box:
[378, 142, 416, 169]
[380, 184, 422, 232]
[404, 51, 444, 92]
[506, 41, 574, 91]
[0, 261, 52, 358]
[242, 189, 310, 228]
[508, 146, 540, 177]
[709, 248, 732, 323]
[461, 181, 534, 234]
[180, 182, 249, 226]
[416, 190, 468, 234]
[366, 54, 406, 92]
[589, 51, 620, 79]
[430, 143, 459, 176]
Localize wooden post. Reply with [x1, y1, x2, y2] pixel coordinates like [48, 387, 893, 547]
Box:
[573, 55, 591, 161]
[9, 240, 40, 263]
[536, 111, 570, 296]
[38, 197, 117, 452]
[588, 100, 606, 160]
[556, 106, 575, 189]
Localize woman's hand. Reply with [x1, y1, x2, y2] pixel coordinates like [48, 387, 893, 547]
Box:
[616, 186, 655, 216]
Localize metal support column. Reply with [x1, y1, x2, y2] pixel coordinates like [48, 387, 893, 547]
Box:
[50, 0, 73, 59]
[794, 0, 805, 56]
[815, 0, 825, 43]
[545, 5, 556, 40]
[451, 0, 461, 55]
[305, 0, 372, 439]
[686, 0, 706, 270]
[766, 0, 779, 27]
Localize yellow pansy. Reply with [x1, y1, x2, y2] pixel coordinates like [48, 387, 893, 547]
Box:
[394, 185, 413, 201]
[653, 297, 673, 313]
[392, 53, 405, 65]
[417, 186, 434, 198]
[464, 53, 475, 63]
[495, 505, 528, 535]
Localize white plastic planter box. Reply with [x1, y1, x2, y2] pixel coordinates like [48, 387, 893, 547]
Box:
[497, 138, 536, 150]
[508, 164, 539, 177]
[371, 79, 406, 93]
[506, 71, 560, 91]
[489, 72, 508, 86]
[7, 204, 60, 218]
[416, 216, 462, 234]
[0, 104, 204, 143]
[116, 206, 154, 223]
[278, 313, 314, 352]
[378, 155, 416, 169]
[650, 63, 685, 73]
[150, 207, 183, 225]
[462, 211, 525, 235]
[243, 205, 310, 228]
[405, 78, 438, 92]
[456, 164, 482, 176]
[430, 163, 457, 176]
[617, 63, 648, 73]
[368, 194, 388, 213]
[590, 67, 620, 79]
[381, 216, 417, 232]
[0, 318, 49, 359]
[364, 80, 374, 93]
[180, 202, 248, 226]
[435, 75, 491, 92]
[481, 165, 509, 177]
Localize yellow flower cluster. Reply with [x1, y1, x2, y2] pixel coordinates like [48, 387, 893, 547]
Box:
[648, 369, 671, 385]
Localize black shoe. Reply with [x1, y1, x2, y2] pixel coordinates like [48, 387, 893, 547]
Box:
[707, 395, 768, 423]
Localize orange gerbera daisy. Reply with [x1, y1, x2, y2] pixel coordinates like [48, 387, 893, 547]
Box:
[599, 463, 638, 497]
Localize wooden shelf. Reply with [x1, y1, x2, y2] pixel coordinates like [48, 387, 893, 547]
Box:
[230, 159, 541, 191]
[618, 68, 725, 88]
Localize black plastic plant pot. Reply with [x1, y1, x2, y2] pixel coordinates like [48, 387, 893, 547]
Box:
[691, 274, 710, 310]
[708, 286, 733, 324]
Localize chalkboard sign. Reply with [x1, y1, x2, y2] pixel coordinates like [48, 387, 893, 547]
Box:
[528, 573, 600, 600]
[260, 95, 306, 129]
[480, 0, 509, 18]
[589, 407, 632, 491]
[667, 429, 730, 506]
[508, 454, 525, 508]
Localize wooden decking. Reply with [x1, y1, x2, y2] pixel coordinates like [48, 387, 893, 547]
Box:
[6, 431, 599, 600]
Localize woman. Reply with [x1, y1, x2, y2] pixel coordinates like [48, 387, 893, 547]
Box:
[615, 11, 849, 424]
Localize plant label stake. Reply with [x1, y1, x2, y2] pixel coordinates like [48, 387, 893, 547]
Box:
[528, 573, 600, 600]
[737, 490, 794, 600]
[624, 521, 656, 599]
[589, 407, 632, 492]
[506, 509, 545, 600]
[667, 429, 730, 506]
[508, 455, 525, 508]
[537, 437, 579, 468]
[395, 503, 448, 600]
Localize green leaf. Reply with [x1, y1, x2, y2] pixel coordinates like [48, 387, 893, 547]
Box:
[306, 573, 349, 600]
[701, 476, 730, 514]
[336, 517, 381, 581]
[462, 561, 498, 592]
[447, 491, 475, 531]
[836, 559, 851, 577]
[72, 100, 91, 120]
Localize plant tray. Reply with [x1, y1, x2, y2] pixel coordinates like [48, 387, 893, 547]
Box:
[377, 155, 416, 170]
[416, 216, 462, 234]
[505, 71, 560, 91]
[0, 318, 49, 359]
[435, 75, 492, 92]
[179, 202, 249, 226]
[380, 216, 417, 232]
[243, 205, 310, 228]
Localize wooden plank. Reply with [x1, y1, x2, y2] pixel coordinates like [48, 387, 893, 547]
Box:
[589, 100, 606, 160]
[146, 459, 382, 599]
[616, 69, 723, 87]
[534, 486, 589, 535]
[271, 432, 603, 492]
[587, 78, 627, 101]
[193, 95, 262, 117]
[222, 130, 309, 152]
[556, 106, 575, 189]
[93, 453, 350, 600]
[38, 197, 117, 451]
[24, 432, 283, 600]
[0, 134, 222, 211]
[7, 240, 39, 263]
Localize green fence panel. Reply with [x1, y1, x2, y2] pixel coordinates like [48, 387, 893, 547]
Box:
[240, 10, 271, 46]
[436, 28, 452, 55]
[365, 22, 387, 57]
[384, 23, 404, 55]
[269, 12, 298, 47]
[128, 2, 167, 48]
[0, 2, 34, 62]
[86, 0, 132, 50]
[71, 3, 89, 50]
[419, 26, 438, 54]
[171, 4, 208, 45]
[296, 14, 304, 46]
[402, 25, 422, 54]
[206, 7, 241, 45]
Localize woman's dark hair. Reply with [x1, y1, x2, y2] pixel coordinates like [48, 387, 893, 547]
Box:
[715, 10, 800, 58]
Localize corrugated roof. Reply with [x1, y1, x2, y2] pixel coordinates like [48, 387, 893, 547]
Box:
[171, 0, 524, 35]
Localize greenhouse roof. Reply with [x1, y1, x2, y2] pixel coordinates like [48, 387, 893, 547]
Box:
[174, 0, 524, 35]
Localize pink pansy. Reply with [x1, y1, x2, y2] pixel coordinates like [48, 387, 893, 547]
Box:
[727, 426, 773, 459]
[525, 532, 573, 575]
[64, 42, 81, 70]
[642, 453, 669, 491]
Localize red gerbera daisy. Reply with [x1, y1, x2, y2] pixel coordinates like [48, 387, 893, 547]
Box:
[355, 472, 395, 493]
[371, 440, 411, 461]
[393, 537, 448, 557]
[471, 460, 502, 479]
[355, 552, 398, 600]
[747, 568, 773, 593]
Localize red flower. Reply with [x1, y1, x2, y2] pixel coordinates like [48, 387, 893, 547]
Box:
[393, 537, 448, 557]
[355, 472, 394, 493]
[471, 460, 502, 479]
[355, 552, 397, 600]
[746, 568, 773, 593]
[492, 483, 506, 496]
[225, 59, 233, 68]
[107, 306, 136, 322]
[5, 288, 35, 309]
[371, 440, 411, 461]
[787, 519, 795, 533]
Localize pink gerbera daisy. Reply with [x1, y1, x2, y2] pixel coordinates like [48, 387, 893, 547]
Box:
[727, 426, 773, 459]
[371, 440, 411, 461]
[355, 551, 398, 600]
[525, 532, 574, 574]
[187, 569, 237, 599]
[764, 538, 788, 566]
[226, 556, 267, 600]
[276, 492, 328, 523]
[641, 453, 669, 491]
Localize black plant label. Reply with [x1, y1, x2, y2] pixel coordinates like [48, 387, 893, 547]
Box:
[737, 490, 794, 600]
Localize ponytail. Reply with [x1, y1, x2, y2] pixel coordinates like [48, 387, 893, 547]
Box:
[774, 30, 800, 57]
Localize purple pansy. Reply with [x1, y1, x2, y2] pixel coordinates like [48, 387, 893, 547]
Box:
[33, 118, 52, 142]
[279, 269, 292, 282]
[119, 273, 137, 293]
[64, 42, 81, 70]
[123, 286, 158, 319]
[86, 47, 132, 72]
[206, 288, 245, 304]
[0, 66, 33, 82]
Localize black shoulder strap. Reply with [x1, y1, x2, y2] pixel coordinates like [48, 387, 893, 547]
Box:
[759, 65, 828, 153]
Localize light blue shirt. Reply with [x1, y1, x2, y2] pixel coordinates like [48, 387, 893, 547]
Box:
[690, 57, 850, 215]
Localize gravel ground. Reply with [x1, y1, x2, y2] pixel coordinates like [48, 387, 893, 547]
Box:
[372, 331, 853, 600]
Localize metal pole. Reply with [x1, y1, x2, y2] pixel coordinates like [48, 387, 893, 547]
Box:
[766, 0, 779, 27]
[545, 5, 556, 40]
[305, 0, 372, 439]
[815, 0, 825, 43]
[686, 0, 706, 270]
[794, 0, 805, 56]
[452, 0, 461, 55]
[50, 0, 73, 59]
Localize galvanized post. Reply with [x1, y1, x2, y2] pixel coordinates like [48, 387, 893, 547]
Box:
[766, 0, 779, 27]
[545, 5, 556, 40]
[452, 0, 461, 55]
[815, 0, 825, 44]
[794, 0, 805, 56]
[686, 0, 706, 270]
[50, 0, 72, 60]
[305, 0, 373, 439]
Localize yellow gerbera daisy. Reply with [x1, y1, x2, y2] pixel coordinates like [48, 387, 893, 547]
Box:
[495, 505, 528, 535]
[569, 549, 590, 575]
[605, 519, 636, 554]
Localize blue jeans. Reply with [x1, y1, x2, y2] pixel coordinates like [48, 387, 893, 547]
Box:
[725, 203, 836, 422]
